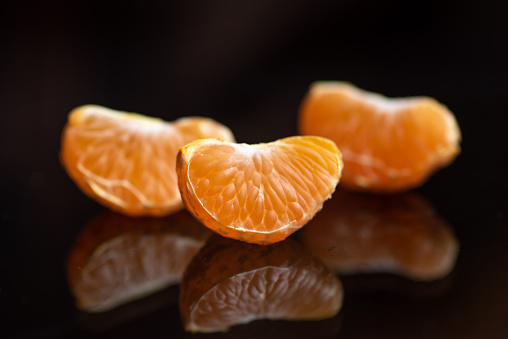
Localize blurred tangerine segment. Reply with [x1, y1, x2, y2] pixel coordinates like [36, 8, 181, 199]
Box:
[176, 136, 343, 244]
[67, 210, 211, 312]
[179, 236, 343, 333]
[60, 105, 235, 216]
[299, 190, 459, 281]
[299, 82, 461, 192]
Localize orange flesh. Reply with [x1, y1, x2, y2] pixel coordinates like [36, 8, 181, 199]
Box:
[299, 82, 461, 192]
[177, 136, 343, 244]
[60, 105, 235, 216]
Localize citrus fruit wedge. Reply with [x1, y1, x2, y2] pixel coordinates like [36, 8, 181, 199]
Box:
[298, 82, 461, 192]
[176, 136, 343, 244]
[67, 210, 211, 312]
[179, 236, 343, 333]
[299, 190, 459, 281]
[60, 105, 235, 216]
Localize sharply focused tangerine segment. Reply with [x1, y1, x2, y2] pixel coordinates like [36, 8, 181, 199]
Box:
[299, 190, 459, 281]
[179, 236, 343, 333]
[176, 136, 343, 244]
[60, 105, 235, 216]
[298, 82, 461, 192]
[67, 210, 211, 312]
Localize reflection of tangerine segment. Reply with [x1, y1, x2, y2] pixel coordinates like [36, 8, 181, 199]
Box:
[299, 190, 459, 281]
[60, 105, 235, 216]
[179, 236, 343, 333]
[298, 82, 461, 192]
[67, 210, 211, 312]
[176, 136, 343, 244]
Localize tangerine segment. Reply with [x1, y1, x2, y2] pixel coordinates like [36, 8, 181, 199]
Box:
[299, 82, 461, 192]
[67, 210, 211, 312]
[179, 237, 343, 333]
[60, 105, 235, 216]
[299, 190, 459, 281]
[176, 136, 343, 244]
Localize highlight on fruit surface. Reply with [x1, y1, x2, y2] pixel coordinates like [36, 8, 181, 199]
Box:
[60, 105, 235, 216]
[179, 236, 343, 333]
[176, 136, 343, 244]
[66, 210, 211, 312]
[299, 189, 459, 281]
[298, 81, 461, 192]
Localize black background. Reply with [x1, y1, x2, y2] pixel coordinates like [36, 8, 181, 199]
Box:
[1, 1, 508, 338]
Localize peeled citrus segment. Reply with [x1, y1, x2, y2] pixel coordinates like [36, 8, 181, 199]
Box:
[179, 236, 343, 333]
[60, 105, 235, 216]
[299, 190, 459, 281]
[298, 81, 461, 192]
[66, 210, 211, 312]
[176, 136, 343, 244]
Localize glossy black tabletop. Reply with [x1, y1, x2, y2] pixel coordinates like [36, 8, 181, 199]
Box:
[1, 1, 508, 338]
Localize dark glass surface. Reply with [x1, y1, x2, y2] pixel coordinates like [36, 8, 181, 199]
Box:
[1, 1, 508, 338]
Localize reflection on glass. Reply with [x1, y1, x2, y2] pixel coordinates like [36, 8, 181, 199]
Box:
[299, 189, 459, 281]
[179, 236, 343, 334]
[67, 210, 211, 313]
